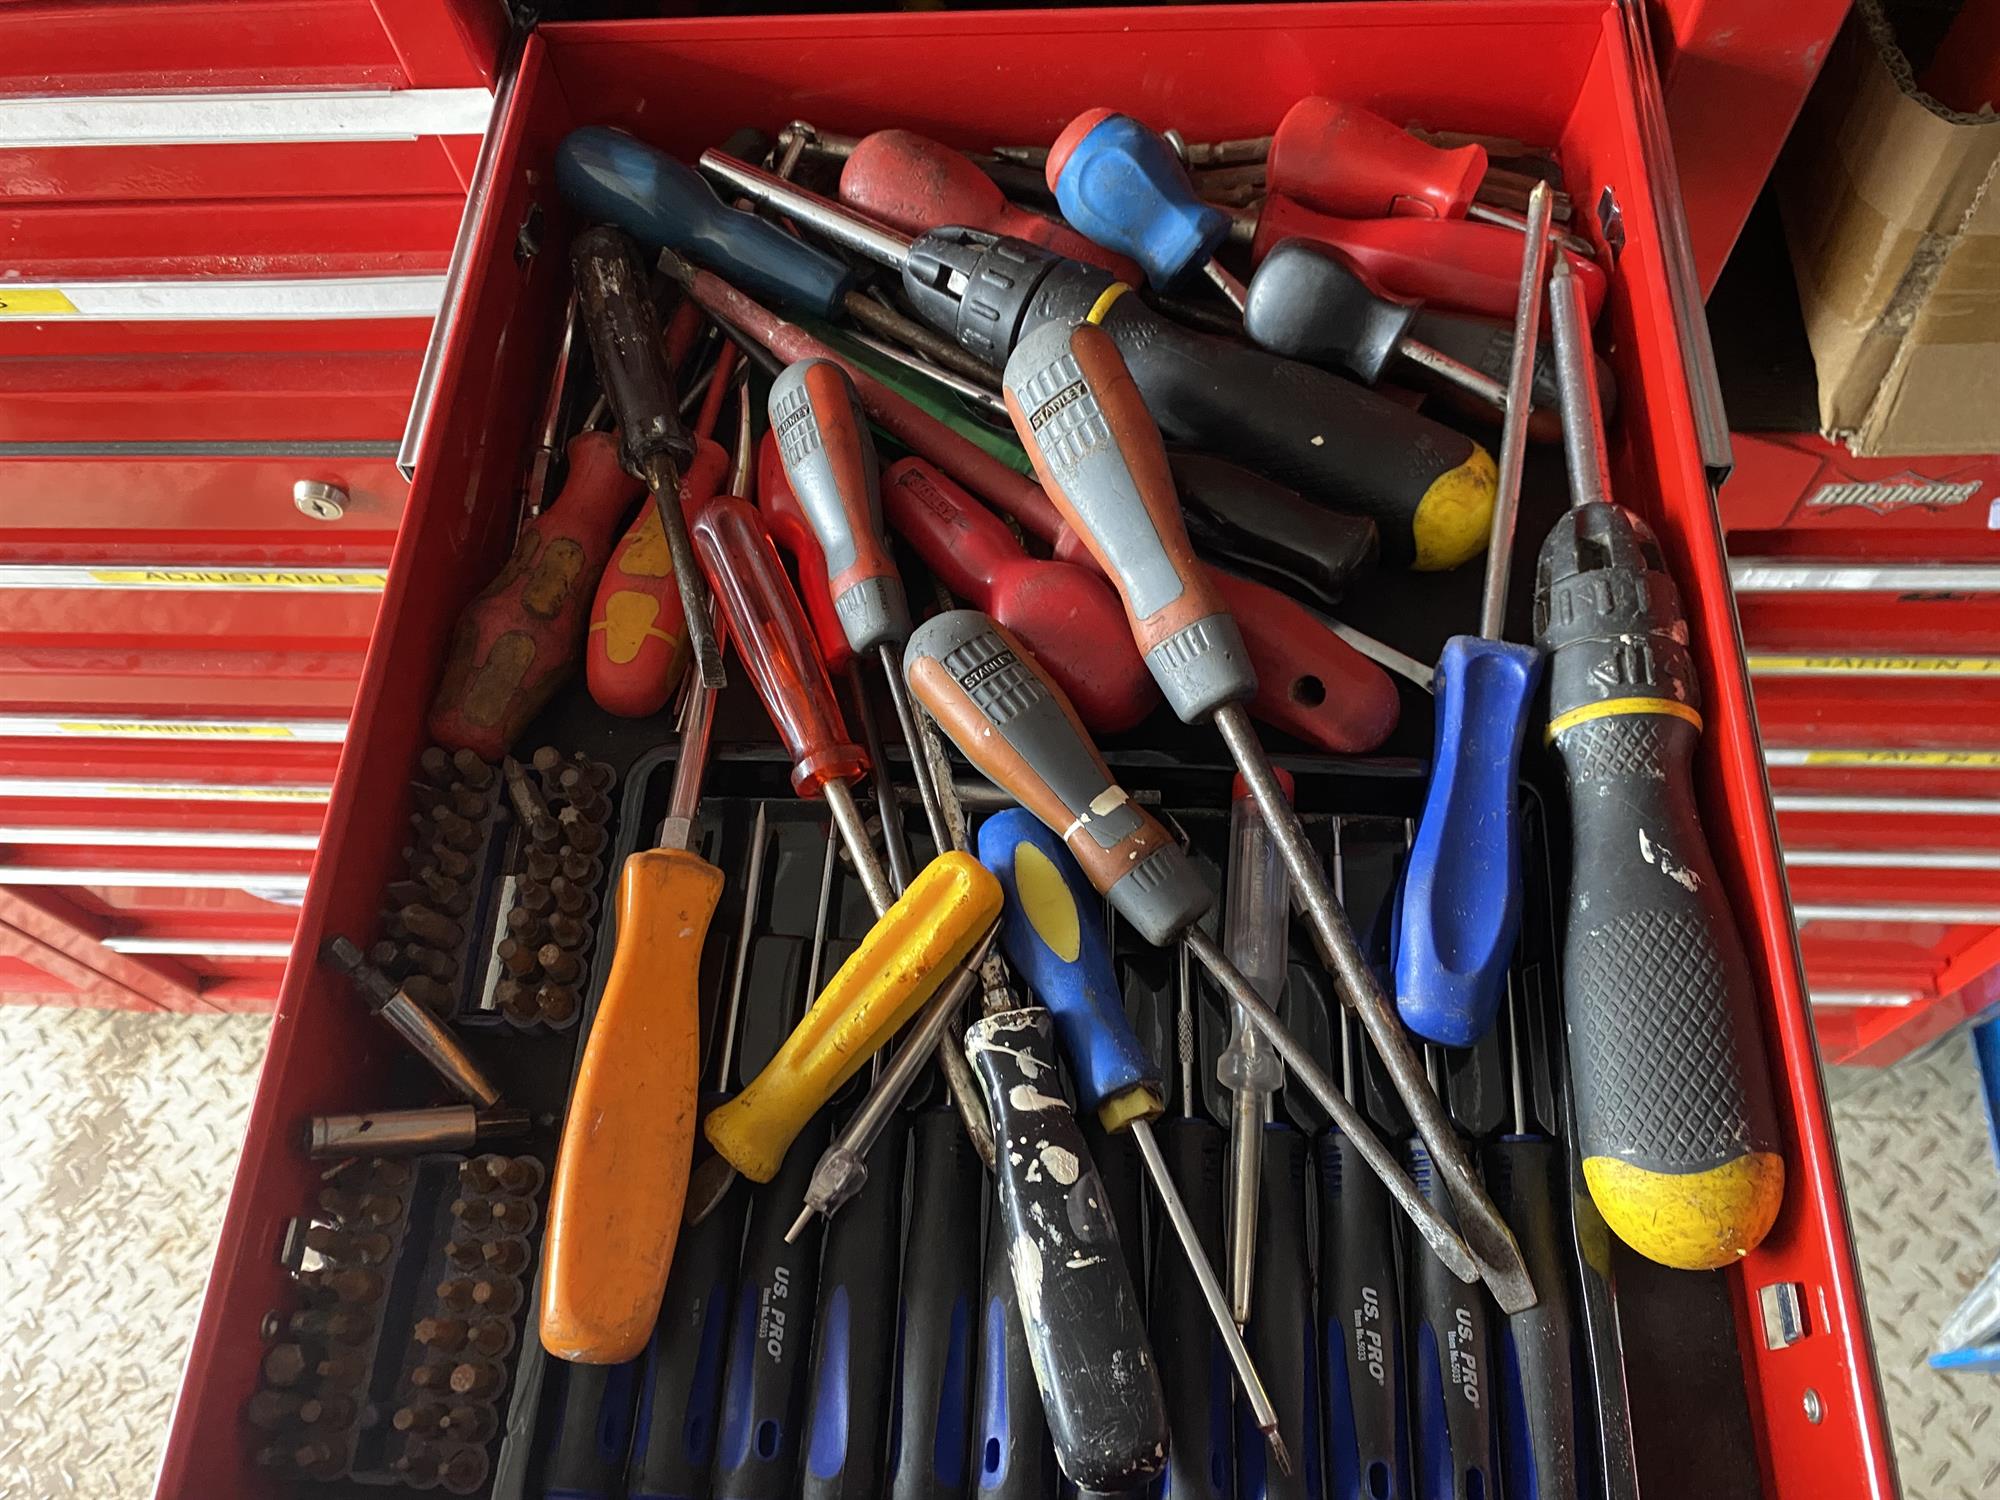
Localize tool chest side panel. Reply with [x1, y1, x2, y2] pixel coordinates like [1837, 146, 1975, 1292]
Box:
[162, 6, 1889, 1496]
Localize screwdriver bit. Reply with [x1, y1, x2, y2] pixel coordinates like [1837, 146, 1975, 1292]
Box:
[452, 749, 495, 790]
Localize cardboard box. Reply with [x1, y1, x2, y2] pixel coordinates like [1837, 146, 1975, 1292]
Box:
[1780, 1, 2000, 455]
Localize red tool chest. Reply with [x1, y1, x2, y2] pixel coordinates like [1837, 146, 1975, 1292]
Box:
[156, 4, 1894, 1496]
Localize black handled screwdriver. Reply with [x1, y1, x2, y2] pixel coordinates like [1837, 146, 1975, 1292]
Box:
[970, 1191, 1059, 1499]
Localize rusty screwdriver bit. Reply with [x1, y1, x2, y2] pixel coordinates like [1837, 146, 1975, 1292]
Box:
[408, 1361, 454, 1393]
[536, 944, 580, 984]
[245, 1390, 305, 1429]
[416, 1316, 470, 1354]
[571, 752, 615, 792]
[402, 974, 455, 1016]
[314, 1353, 368, 1387]
[430, 806, 480, 852]
[397, 903, 464, 950]
[502, 755, 550, 823]
[393, 1400, 449, 1434]
[470, 1277, 524, 1316]
[443, 1403, 497, 1444]
[452, 749, 495, 790]
[495, 939, 539, 980]
[459, 1155, 501, 1193]
[516, 881, 554, 917]
[545, 911, 587, 949]
[298, 1393, 357, 1429]
[419, 865, 471, 911]
[369, 1158, 414, 1189]
[498, 984, 541, 1029]
[420, 747, 455, 787]
[441, 1446, 490, 1495]
[558, 850, 602, 886]
[536, 983, 578, 1026]
[305, 1226, 391, 1265]
[402, 944, 459, 983]
[479, 1239, 527, 1277]
[503, 906, 547, 945]
[288, 1307, 372, 1346]
[317, 1189, 401, 1228]
[522, 846, 560, 883]
[436, 1277, 476, 1312]
[393, 1448, 442, 1485]
[451, 1197, 494, 1232]
[366, 938, 409, 977]
[548, 876, 592, 917]
[466, 1315, 513, 1359]
[487, 1153, 543, 1194]
[384, 879, 431, 910]
[444, 1238, 484, 1272]
[446, 784, 488, 821]
[449, 1360, 503, 1398]
[492, 1198, 534, 1235]
[297, 1265, 385, 1304]
[557, 809, 605, 854]
[424, 844, 473, 880]
[531, 746, 564, 776]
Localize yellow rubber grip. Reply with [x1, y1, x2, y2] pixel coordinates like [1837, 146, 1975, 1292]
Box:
[540, 846, 724, 1364]
[1583, 1150, 1785, 1271]
[705, 850, 1003, 1183]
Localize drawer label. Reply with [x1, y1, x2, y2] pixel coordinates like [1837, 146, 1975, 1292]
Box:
[1802, 748, 2000, 768]
[1750, 653, 2000, 676]
[85, 567, 387, 590]
[0, 287, 79, 316]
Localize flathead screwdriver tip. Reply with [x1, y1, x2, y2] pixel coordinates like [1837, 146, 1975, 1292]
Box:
[782, 1205, 815, 1245]
[683, 1154, 738, 1226]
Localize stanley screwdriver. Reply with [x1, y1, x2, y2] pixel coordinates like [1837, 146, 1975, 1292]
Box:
[1534, 253, 1783, 1270]
[977, 808, 1288, 1476]
[1396, 184, 1556, 1049]
[905, 610, 1485, 1298]
[573, 225, 724, 688]
[693, 151, 1496, 572]
[538, 387, 749, 1366]
[995, 318, 1533, 1311]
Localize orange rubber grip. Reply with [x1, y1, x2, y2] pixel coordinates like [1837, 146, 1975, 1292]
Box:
[540, 845, 726, 1364]
[586, 437, 730, 718]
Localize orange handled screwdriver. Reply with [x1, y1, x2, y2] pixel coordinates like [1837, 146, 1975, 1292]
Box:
[538, 389, 751, 1366]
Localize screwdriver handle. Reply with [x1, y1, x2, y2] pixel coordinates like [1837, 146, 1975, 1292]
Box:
[881, 457, 1158, 736]
[1268, 96, 1487, 221]
[1242, 238, 1420, 386]
[1407, 1140, 1497, 1500]
[1148, 1116, 1236, 1500]
[839, 128, 1140, 283]
[1534, 503, 1782, 1269]
[966, 1008, 1168, 1491]
[1317, 1128, 1408, 1500]
[1249, 200, 1607, 327]
[544, 1357, 641, 1500]
[428, 427, 638, 760]
[905, 610, 1211, 949]
[757, 430, 855, 674]
[975, 807, 1161, 1130]
[572, 226, 697, 482]
[1167, 450, 1380, 615]
[769, 358, 911, 654]
[587, 435, 730, 718]
[691, 494, 866, 797]
[1238, 1126, 1319, 1500]
[1485, 1136, 1579, 1500]
[1396, 637, 1544, 1048]
[558, 127, 854, 319]
[1003, 318, 1251, 725]
[542, 846, 723, 1364]
[972, 1184, 1058, 1499]
[1046, 109, 1231, 289]
[704, 852, 1002, 1183]
[625, 1174, 743, 1499]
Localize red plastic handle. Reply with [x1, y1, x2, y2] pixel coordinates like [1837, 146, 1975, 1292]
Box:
[1251, 197, 1606, 324]
[880, 456, 1158, 735]
[585, 437, 730, 718]
[1266, 97, 1487, 221]
[756, 428, 855, 675]
[429, 429, 640, 759]
[839, 128, 1142, 283]
[691, 494, 866, 797]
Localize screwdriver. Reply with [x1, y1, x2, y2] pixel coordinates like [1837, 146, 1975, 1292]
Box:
[1534, 252, 1784, 1270]
[980, 807, 1285, 1475]
[538, 386, 750, 1366]
[624, 804, 778, 1500]
[837, 127, 1142, 282]
[766, 356, 953, 855]
[692, 153, 1497, 572]
[970, 1178, 1059, 1499]
[1219, 777, 1289, 1329]
[1045, 109, 1607, 326]
[906, 610, 1483, 1299]
[880, 456, 1156, 735]
[573, 225, 724, 689]
[1167, 451, 1379, 615]
[1486, 976, 1579, 1500]
[996, 318, 1534, 1312]
[1395, 184, 1556, 1049]
[665, 258, 1403, 754]
[428, 402, 641, 760]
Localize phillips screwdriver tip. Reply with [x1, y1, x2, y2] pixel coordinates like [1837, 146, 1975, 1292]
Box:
[1266, 1430, 1295, 1478]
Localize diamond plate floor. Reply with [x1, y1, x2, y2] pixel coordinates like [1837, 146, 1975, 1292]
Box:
[1828, 1030, 2000, 1500]
[0, 1007, 267, 1500]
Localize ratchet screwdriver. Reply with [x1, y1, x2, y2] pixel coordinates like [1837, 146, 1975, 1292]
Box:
[539, 388, 751, 1366]
[1396, 185, 1556, 1049]
[573, 225, 725, 688]
[693, 152, 1496, 572]
[996, 317, 1532, 1311]
[665, 257, 1401, 755]
[905, 610, 1485, 1300]
[1534, 253, 1783, 1270]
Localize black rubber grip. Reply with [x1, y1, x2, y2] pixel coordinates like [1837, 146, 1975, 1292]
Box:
[968, 1009, 1167, 1492]
[625, 1165, 745, 1500]
[1241, 236, 1418, 384]
[1169, 450, 1380, 612]
[544, 1356, 641, 1500]
[800, 1114, 907, 1500]
[1149, 1115, 1235, 1500]
[711, 1113, 830, 1500]
[1486, 1136, 1580, 1500]
[1533, 504, 1781, 1184]
[1406, 1140, 1496, 1500]
[889, 1109, 983, 1500]
[970, 1189, 1058, 1499]
[1082, 1113, 1147, 1293]
[1240, 1124, 1320, 1500]
[1317, 1128, 1407, 1500]
[572, 225, 696, 480]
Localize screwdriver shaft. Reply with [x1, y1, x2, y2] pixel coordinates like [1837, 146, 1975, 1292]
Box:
[643, 455, 726, 689]
[1396, 337, 1509, 409]
[847, 660, 915, 893]
[823, 779, 895, 916]
[1479, 182, 1556, 641]
[1550, 255, 1613, 510]
[881, 643, 952, 856]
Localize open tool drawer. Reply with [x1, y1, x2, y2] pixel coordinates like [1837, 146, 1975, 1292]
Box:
[158, 4, 1893, 1496]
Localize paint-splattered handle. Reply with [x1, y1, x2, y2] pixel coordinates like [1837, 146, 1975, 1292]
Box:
[964, 1006, 1168, 1492]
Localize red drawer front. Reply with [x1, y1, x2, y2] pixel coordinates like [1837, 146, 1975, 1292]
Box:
[156, 6, 1892, 1498]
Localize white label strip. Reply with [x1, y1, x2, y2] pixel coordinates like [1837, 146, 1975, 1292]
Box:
[0, 825, 318, 851]
[1774, 793, 2000, 816]
[0, 564, 386, 592]
[1807, 989, 1923, 1009]
[101, 936, 294, 958]
[0, 777, 329, 803]
[1730, 562, 2000, 593]
[1766, 748, 2000, 769]
[1749, 653, 2000, 677]
[0, 866, 308, 894]
[0, 87, 491, 148]
[1786, 848, 2000, 870]
[2, 275, 446, 322]
[0, 714, 345, 743]
[1793, 902, 2000, 924]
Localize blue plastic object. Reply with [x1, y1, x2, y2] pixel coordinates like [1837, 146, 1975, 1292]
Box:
[1396, 635, 1545, 1047]
[1049, 112, 1231, 291]
[976, 808, 1160, 1113]
[555, 126, 853, 318]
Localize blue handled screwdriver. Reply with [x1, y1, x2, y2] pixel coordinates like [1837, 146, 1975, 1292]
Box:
[975, 807, 1291, 1474]
[1395, 183, 1558, 1048]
